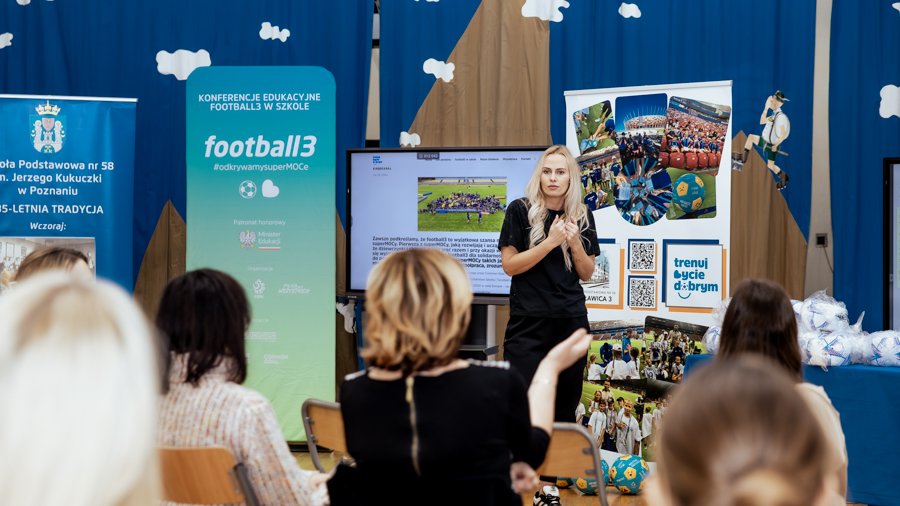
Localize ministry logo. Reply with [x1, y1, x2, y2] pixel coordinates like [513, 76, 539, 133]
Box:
[239, 230, 257, 248]
[31, 100, 66, 154]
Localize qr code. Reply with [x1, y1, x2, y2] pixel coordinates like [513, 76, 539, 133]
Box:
[629, 240, 656, 272]
[629, 277, 656, 309]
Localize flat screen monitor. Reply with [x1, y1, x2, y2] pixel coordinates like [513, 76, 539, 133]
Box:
[884, 158, 900, 329]
[347, 147, 546, 297]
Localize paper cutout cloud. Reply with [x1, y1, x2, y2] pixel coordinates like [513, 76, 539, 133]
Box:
[618, 2, 642, 18]
[521, 0, 570, 22]
[156, 49, 211, 81]
[260, 22, 290, 43]
[16, 0, 30, 5]
[262, 179, 280, 198]
[400, 131, 421, 147]
[0, 33, 12, 49]
[880, 85, 900, 119]
[893, 2, 900, 14]
[423, 58, 455, 83]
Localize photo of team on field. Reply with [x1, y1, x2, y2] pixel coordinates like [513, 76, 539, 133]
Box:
[579, 320, 669, 460]
[577, 149, 619, 211]
[417, 177, 507, 232]
[659, 96, 731, 175]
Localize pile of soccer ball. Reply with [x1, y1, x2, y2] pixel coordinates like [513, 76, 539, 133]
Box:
[702, 291, 900, 368]
[557, 455, 649, 496]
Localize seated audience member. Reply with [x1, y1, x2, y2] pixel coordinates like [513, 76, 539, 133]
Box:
[0, 273, 160, 505]
[14, 246, 92, 282]
[155, 269, 327, 505]
[333, 249, 590, 505]
[646, 357, 842, 506]
[717, 279, 848, 499]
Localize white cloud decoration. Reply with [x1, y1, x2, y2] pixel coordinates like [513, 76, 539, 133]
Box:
[259, 22, 290, 43]
[423, 58, 455, 83]
[880, 85, 900, 119]
[400, 131, 421, 147]
[15, 0, 30, 5]
[618, 2, 642, 18]
[893, 2, 900, 14]
[155, 49, 211, 81]
[521, 0, 570, 22]
[0, 33, 12, 49]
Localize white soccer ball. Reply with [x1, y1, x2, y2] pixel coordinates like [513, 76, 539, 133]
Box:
[803, 334, 852, 367]
[799, 297, 849, 334]
[870, 331, 900, 367]
[239, 180, 257, 199]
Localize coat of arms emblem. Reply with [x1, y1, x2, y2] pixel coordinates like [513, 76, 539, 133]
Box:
[31, 100, 65, 153]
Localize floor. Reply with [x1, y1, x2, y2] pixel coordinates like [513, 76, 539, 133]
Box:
[294, 451, 645, 505]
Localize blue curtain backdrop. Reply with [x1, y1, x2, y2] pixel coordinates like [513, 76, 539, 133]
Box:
[0, 0, 372, 279]
[379, 0, 481, 147]
[830, 1, 900, 335]
[550, 0, 816, 238]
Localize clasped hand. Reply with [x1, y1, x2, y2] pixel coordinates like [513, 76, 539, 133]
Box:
[547, 216, 583, 252]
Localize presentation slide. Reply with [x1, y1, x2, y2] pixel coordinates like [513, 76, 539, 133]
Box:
[349, 149, 544, 295]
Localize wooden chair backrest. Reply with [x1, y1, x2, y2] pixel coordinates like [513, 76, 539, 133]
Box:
[302, 398, 349, 472]
[536, 422, 610, 506]
[159, 446, 254, 505]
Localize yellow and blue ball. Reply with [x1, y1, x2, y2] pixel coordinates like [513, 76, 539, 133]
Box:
[672, 174, 706, 212]
[575, 476, 599, 495]
[555, 477, 575, 489]
[611, 455, 649, 495]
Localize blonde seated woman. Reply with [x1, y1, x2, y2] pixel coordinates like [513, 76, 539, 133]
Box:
[14, 246, 93, 282]
[330, 248, 590, 506]
[647, 357, 843, 506]
[0, 273, 160, 506]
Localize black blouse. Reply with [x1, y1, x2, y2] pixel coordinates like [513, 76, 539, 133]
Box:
[329, 361, 550, 505]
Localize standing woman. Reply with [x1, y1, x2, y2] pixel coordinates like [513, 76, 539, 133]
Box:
[499, 145, 600, 421]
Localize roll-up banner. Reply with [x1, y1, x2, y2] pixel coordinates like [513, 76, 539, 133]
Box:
[567, 82, 732, 463]
[186, 67, 336, 441]
[0, 95, 136, 289]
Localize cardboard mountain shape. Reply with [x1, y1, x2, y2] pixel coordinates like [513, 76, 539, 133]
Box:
[406, 0, 552, 147]
[730, 131, 807, 298]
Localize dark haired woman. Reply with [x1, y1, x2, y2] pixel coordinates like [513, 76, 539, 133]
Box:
[717, 279, 848, 500]
[156, 269, 327, 505]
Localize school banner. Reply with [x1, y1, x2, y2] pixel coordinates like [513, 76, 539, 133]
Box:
[0, 95, 136, 289]
[186, 67, 335, 441]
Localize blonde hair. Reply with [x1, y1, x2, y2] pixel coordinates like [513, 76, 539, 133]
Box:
[524, 145, 589, 271]
[0, 273, 160, 506]
[15, 246, 89, 282]
[655, 357, 828, 506]
[362, 248, 473, 374]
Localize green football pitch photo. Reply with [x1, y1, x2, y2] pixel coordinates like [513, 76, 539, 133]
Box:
[417, 180, 507, 232]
